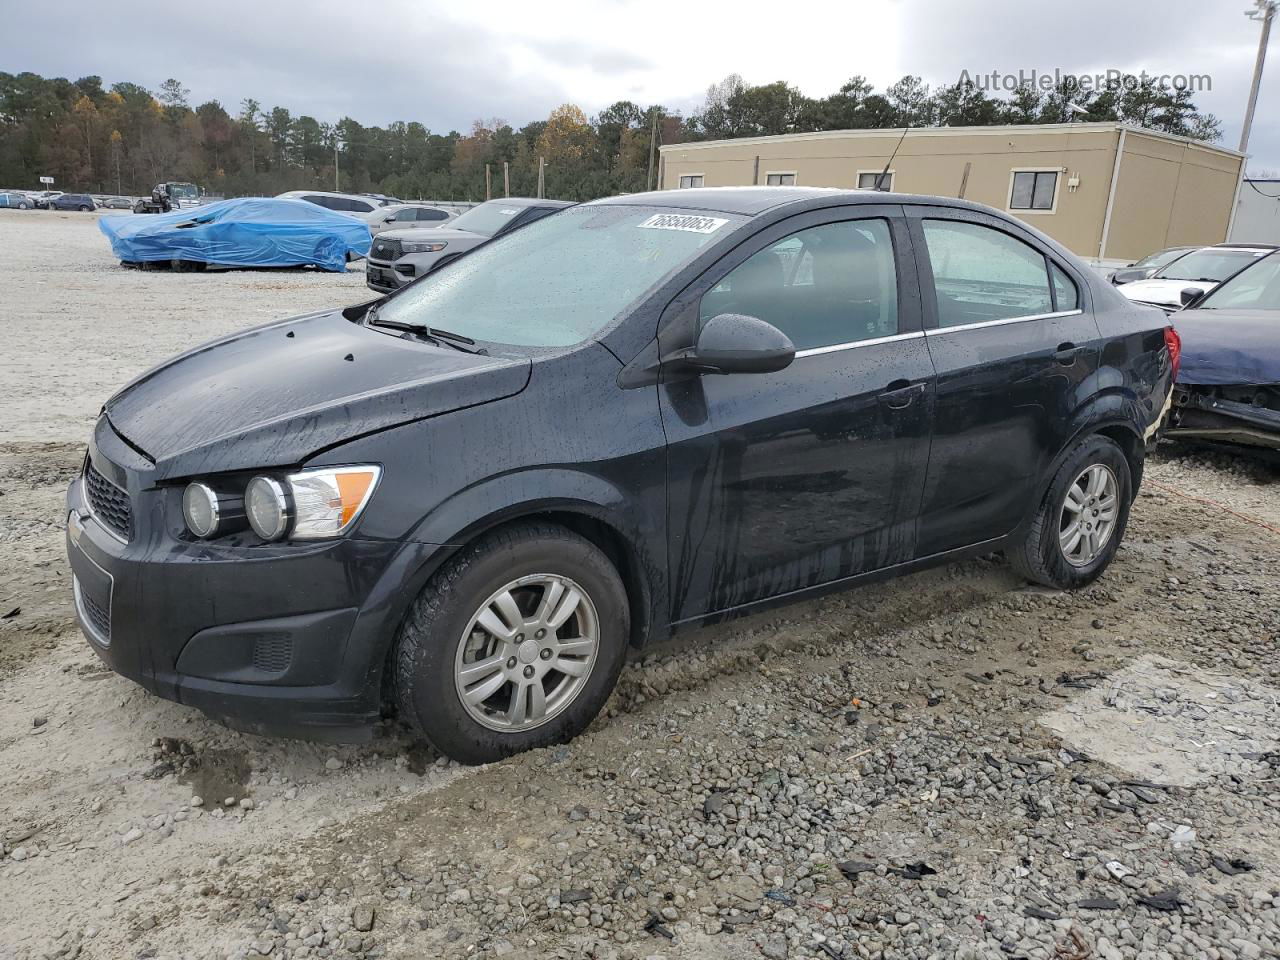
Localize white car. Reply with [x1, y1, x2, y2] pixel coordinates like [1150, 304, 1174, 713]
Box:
[370, 203, 455, 236]
[1118, 244, 1277, 310]
[276, 190, 389, 226]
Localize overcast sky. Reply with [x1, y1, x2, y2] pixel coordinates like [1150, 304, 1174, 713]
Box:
[12, 0, 1280, 172]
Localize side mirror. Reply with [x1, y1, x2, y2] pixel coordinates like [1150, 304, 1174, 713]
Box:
[384, 213, 397, 222]
[1179, 287, 1205, 308]
[671, 313, 795, 375]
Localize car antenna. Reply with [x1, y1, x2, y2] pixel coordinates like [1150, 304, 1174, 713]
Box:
[875, 123, 910, 192]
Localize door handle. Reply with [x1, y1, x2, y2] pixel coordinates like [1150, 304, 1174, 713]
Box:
[878, 380, 924, 410]
[1054, 342, 1080, 365]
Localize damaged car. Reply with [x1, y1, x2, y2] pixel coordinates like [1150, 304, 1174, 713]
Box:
[68, 188, 1176, 763]
[1166, 250, 1280, 451]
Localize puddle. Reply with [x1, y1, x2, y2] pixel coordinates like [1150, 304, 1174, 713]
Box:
[1040, 655, 1280, 786]
[181, 747, 251, 803]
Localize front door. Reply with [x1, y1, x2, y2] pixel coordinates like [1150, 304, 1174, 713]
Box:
[659, 207, 935, 623]
[906, 207, 1102, 556]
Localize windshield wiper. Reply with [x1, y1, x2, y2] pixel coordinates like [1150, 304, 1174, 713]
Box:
[365, 309, 485, 354]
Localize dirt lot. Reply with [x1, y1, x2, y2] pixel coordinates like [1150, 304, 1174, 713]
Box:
[2, 209, 1279, 960]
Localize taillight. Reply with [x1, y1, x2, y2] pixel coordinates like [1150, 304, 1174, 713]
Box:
[1164, 326, 1182, 379]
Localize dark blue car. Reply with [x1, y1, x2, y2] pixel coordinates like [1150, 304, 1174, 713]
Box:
[51, 193, 96, 211]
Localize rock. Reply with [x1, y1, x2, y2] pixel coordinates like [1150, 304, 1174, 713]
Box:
[190, 796, 203, 807]
[121, 828, 143, 845]
[445, 888, 471, 904]
[516, 873, 541, 889]
[352, 905, 375, 932]
[760, 933, 789, 959]
[325, 757, 343, 771]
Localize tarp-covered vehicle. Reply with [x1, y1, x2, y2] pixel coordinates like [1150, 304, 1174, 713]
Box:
[1167, 250, 1280, 451]
[99, 197, 372, 272]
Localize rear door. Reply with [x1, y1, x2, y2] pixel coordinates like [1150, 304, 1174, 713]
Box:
[661, 205, 936, 621]
[906, 206, 1100, 556]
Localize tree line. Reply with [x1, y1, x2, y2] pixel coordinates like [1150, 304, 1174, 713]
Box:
[0, 71, 1222, 202]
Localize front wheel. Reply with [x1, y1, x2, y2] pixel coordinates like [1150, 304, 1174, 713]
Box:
[394, 522, 629, 764]
[1007, 434, 1133, 589]
[79, 204, 90, 212]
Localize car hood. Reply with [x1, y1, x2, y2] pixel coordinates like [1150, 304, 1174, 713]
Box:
[104, 309, 530, 481]
[379, 226, 487, 244]
[1173, 309, 1280, 386]
[1118, 277, 1216, 307]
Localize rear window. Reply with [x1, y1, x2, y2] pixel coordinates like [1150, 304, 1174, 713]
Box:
[1158, 248, 1270, 283]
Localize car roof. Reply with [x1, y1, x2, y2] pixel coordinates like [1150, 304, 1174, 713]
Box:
[1207, 243, 1280, 251]
[591, 185, 1003, 218]
[474, 197, 574, 209]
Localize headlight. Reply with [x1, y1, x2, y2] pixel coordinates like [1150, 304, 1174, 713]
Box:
[182, 482, 244, 538]
[243, 466, 380, 542]
[401, 241, 447, 254]
[246, 476, 291, 541]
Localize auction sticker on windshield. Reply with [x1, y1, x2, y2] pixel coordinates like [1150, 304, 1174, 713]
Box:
[638, 213, 728, 234]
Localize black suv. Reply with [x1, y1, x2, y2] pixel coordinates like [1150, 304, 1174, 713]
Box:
[67, 188, 1176, 763]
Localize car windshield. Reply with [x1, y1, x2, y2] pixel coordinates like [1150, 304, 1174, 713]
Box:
[448, 202, 534, 237]
[1157, 248, 1268, 282]
[376, 204, 743, 346]
[1198, 253, 1280, 310]
[1133, 247, 1189, 269]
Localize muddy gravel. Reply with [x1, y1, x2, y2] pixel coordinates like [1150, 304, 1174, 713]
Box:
[2, 209, 1279, 960]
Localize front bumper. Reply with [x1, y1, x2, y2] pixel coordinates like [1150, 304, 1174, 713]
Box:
[1166, 385, 1280, 450]
[65, 425, 446, 741]
[365, 255, 415, 293]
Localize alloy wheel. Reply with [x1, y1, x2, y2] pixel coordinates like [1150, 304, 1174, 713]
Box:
[453, 574, 599, 732]
[1059, 463, 1118, 567]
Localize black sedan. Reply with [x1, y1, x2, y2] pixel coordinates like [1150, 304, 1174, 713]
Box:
[67, 188, 1176, 763]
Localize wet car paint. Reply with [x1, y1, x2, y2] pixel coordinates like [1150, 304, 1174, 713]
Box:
[67, 187, 1175, 740]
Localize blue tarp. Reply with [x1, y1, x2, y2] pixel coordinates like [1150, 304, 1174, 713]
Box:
[98, 197, 371, 272]
[1174, 311, 1280, 386]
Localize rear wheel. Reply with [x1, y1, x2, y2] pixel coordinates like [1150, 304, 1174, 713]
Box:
[394, 522, 629, 764]
[78, 204, 90, 212]
[1007, 434, 1133, 589]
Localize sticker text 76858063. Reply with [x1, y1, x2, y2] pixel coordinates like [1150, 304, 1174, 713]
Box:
[637, 213, 729, 235]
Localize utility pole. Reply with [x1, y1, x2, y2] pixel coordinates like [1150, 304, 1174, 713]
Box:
[646, 112, 659, 191]
[334, 138, 340, 192]
[1240, 0, 1277, 154]
[503, 161, 510, 197]
[485, 163, 492, 200]
[537, 157, 545, 198]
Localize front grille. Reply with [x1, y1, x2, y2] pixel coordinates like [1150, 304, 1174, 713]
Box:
[74, 575, 112, 643]
[252, 636, 293, 675]
[85, 462, 132, 541]
[371, 237, 402, 262]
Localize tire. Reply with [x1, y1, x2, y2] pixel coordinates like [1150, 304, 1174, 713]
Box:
[1007, 434, 1133, 589]
[78, 205, 90, 212]
[394, 521, 629, 764]
[18, 202, 28, 210]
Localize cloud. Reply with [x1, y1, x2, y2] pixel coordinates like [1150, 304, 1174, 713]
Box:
[8, 0, 1276, 168]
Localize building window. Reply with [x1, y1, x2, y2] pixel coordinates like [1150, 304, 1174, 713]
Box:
[857, 171, 893, 191]
[678, 175, 704, 189]
[765, 172, 797, 186]
[1010, 171, 1058, 211]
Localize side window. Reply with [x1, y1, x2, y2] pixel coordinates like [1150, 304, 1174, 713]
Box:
[350, 199, 375, 213]
[699, 218, 899, 352]
[922, 219, 1053, 327]
[1051, 263, 1079, 311]
[422, 208, 448, 220]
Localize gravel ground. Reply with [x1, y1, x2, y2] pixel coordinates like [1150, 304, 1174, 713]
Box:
[2, 209, 1279, 960]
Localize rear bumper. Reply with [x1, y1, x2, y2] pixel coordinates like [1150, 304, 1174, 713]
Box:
[66, 470, 447, 742]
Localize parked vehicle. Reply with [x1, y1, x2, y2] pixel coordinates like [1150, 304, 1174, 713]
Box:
[0, 191, 33, 209]
[98, 197, 372, 271]
[366, 197, 572, 292]
[1108, 245, 1197, 285]
[67, 188, 1175, 763]
[51, 193, 96, 211]
[97, 196, 134, 210]
[135, 182, 202, 214]
[32, 190, 63, 209]
[370, 203, 455, 236]
[1166, 250, 1280, 451]
[1118, 244, 1277, 310]
[277, 190, 388, 224]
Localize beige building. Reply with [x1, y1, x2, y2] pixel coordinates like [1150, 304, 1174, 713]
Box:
[658, 123, 1246, 266]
